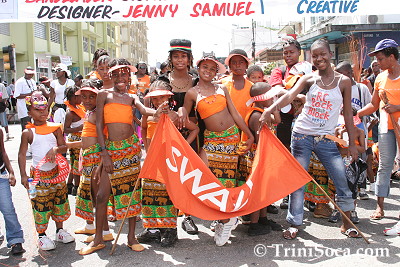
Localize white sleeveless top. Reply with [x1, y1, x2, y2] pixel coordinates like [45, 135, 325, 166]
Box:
[31, 128, 58, 171]
[293, 75, 343, 135]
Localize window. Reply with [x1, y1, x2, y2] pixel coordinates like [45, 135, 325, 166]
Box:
[111, 27, 115, 39]
[83, 36, 89, 52]
[63, 34, 67, 51]
[50, 22, 60, 44]
[90, 39, 96, 54]
[89, 22, 95, 27]
[34, 22, 47, 40]
[0, 23, 10, 36]
[107, 24, 111, 37]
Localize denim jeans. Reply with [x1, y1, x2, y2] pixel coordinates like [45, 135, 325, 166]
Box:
[376, 130, 397, 197]
[0, 177, 24, 247]
[287, 132, 354, 226]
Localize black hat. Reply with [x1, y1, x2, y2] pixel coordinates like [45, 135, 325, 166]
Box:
[160, 61, 168, 70]
[225, 49, 250, 66]
[169, 39, 192, 53]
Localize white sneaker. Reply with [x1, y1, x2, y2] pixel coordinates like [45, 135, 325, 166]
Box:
[214, 217, 239, 246]
[383, 222, 400, 236]
[55, 229, 75, 243]
[0, 229, 4, 242]
[38, 236, 56, 251]
[210, 220, 217, 232]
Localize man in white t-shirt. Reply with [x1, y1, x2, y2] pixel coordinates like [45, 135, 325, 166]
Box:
[14, 67, 36, 130]
[49, 63, 74, 110]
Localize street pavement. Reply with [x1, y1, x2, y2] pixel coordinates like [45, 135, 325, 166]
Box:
[1, 123, 400, 267]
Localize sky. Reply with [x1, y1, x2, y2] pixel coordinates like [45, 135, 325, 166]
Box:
[146, 17, 255, 67]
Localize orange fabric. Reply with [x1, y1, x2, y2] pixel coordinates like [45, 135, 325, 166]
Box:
[139, 114, 312, 220]
[64, 100, 86, 118]
[137, 75, 151, 93]
[241, 107, 264, 142]
[26, 122, 62, 135]
[104, 103, 133, 125]
[221, 76, 253, 119]
[146, 121, 158, 139]
[82, 120, 97, 137]
[285, 74, 302, 89]
[89, 71, 101, 80]
[376, 70, 400, 130]
[197, 94, 227, 119]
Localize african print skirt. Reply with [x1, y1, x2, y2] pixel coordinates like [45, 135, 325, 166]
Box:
[141, 179, 178, 228]
[203, 125, 240, 188]
[105, 134, 142, 219]
[75, 143, 100, 221]
[29, 166, 71, 234]
[237, 143, 257, 186]
[304, 152, 334, 203]
[68, 132, 82, 175]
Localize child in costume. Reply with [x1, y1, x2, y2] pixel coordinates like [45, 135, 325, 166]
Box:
[82, 59, 167, 254]
[0, 128, 25, 255]
[238, 82, 282, 236]
[183, 55, 254, 246]
[221, 49, 253, 120]
[139, 80, 198, 247]
[18, 91, 74, 251]
[64, 85, 85, 195]
[73, 80, 116, 255]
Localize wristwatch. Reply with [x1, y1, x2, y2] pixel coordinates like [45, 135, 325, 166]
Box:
[99, 146, 107, 152]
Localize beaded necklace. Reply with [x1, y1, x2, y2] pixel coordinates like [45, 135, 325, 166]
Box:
[85, 108, 96, 119]
[170, 72, 191, 90]
[197, 84, 218, 104]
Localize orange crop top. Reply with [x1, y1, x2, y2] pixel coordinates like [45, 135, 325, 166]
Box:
[146, 121, 158, 139]
[82, 120, 97, 137]
[104, 103, 133, 125]
[196, 86, 227, 119]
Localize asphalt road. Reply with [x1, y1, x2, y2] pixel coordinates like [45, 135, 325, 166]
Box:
[1, 124, 400, 267]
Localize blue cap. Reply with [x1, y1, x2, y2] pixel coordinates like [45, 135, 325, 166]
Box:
[368, 39, 399, 56]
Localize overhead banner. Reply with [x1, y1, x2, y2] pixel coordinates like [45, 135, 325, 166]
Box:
[0, 0, 396, 22]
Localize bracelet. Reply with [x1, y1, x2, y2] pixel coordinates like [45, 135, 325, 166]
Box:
[99, 146, 107, 152]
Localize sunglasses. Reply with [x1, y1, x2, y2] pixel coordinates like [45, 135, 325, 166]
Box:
[138, 66, 147, 69]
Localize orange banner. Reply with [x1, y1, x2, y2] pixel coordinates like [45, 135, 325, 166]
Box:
[139, 114, 312, 220]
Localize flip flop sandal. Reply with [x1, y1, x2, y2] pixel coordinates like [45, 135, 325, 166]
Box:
[84, 233, 114, 243]
[370, 211, 384, 220]
[79, 243, 106, 255]
[341, 228, 362, 238]
[283, 227, 298, 240]
[127, 243, 145, 252]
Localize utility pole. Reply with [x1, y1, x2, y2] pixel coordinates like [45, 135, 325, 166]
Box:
[251, 19, 256, 62]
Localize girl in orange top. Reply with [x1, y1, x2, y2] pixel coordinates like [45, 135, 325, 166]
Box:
[87, 59, 167, 254]
[139, 80, 198, 246]
[74, 79, 115, 255]
[64, 86, 84, 195]
[184, 56, 254, 247]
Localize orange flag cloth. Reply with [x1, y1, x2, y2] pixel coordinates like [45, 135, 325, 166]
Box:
[139, 114, 312, 220]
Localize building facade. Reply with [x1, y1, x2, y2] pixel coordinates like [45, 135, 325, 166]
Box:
[1, 21, 148, 84]
[120, 21, 148, 65]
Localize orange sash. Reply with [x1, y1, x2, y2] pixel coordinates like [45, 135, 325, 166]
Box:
[64, 100, 86, 119]
[26, 122, 62, 135]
